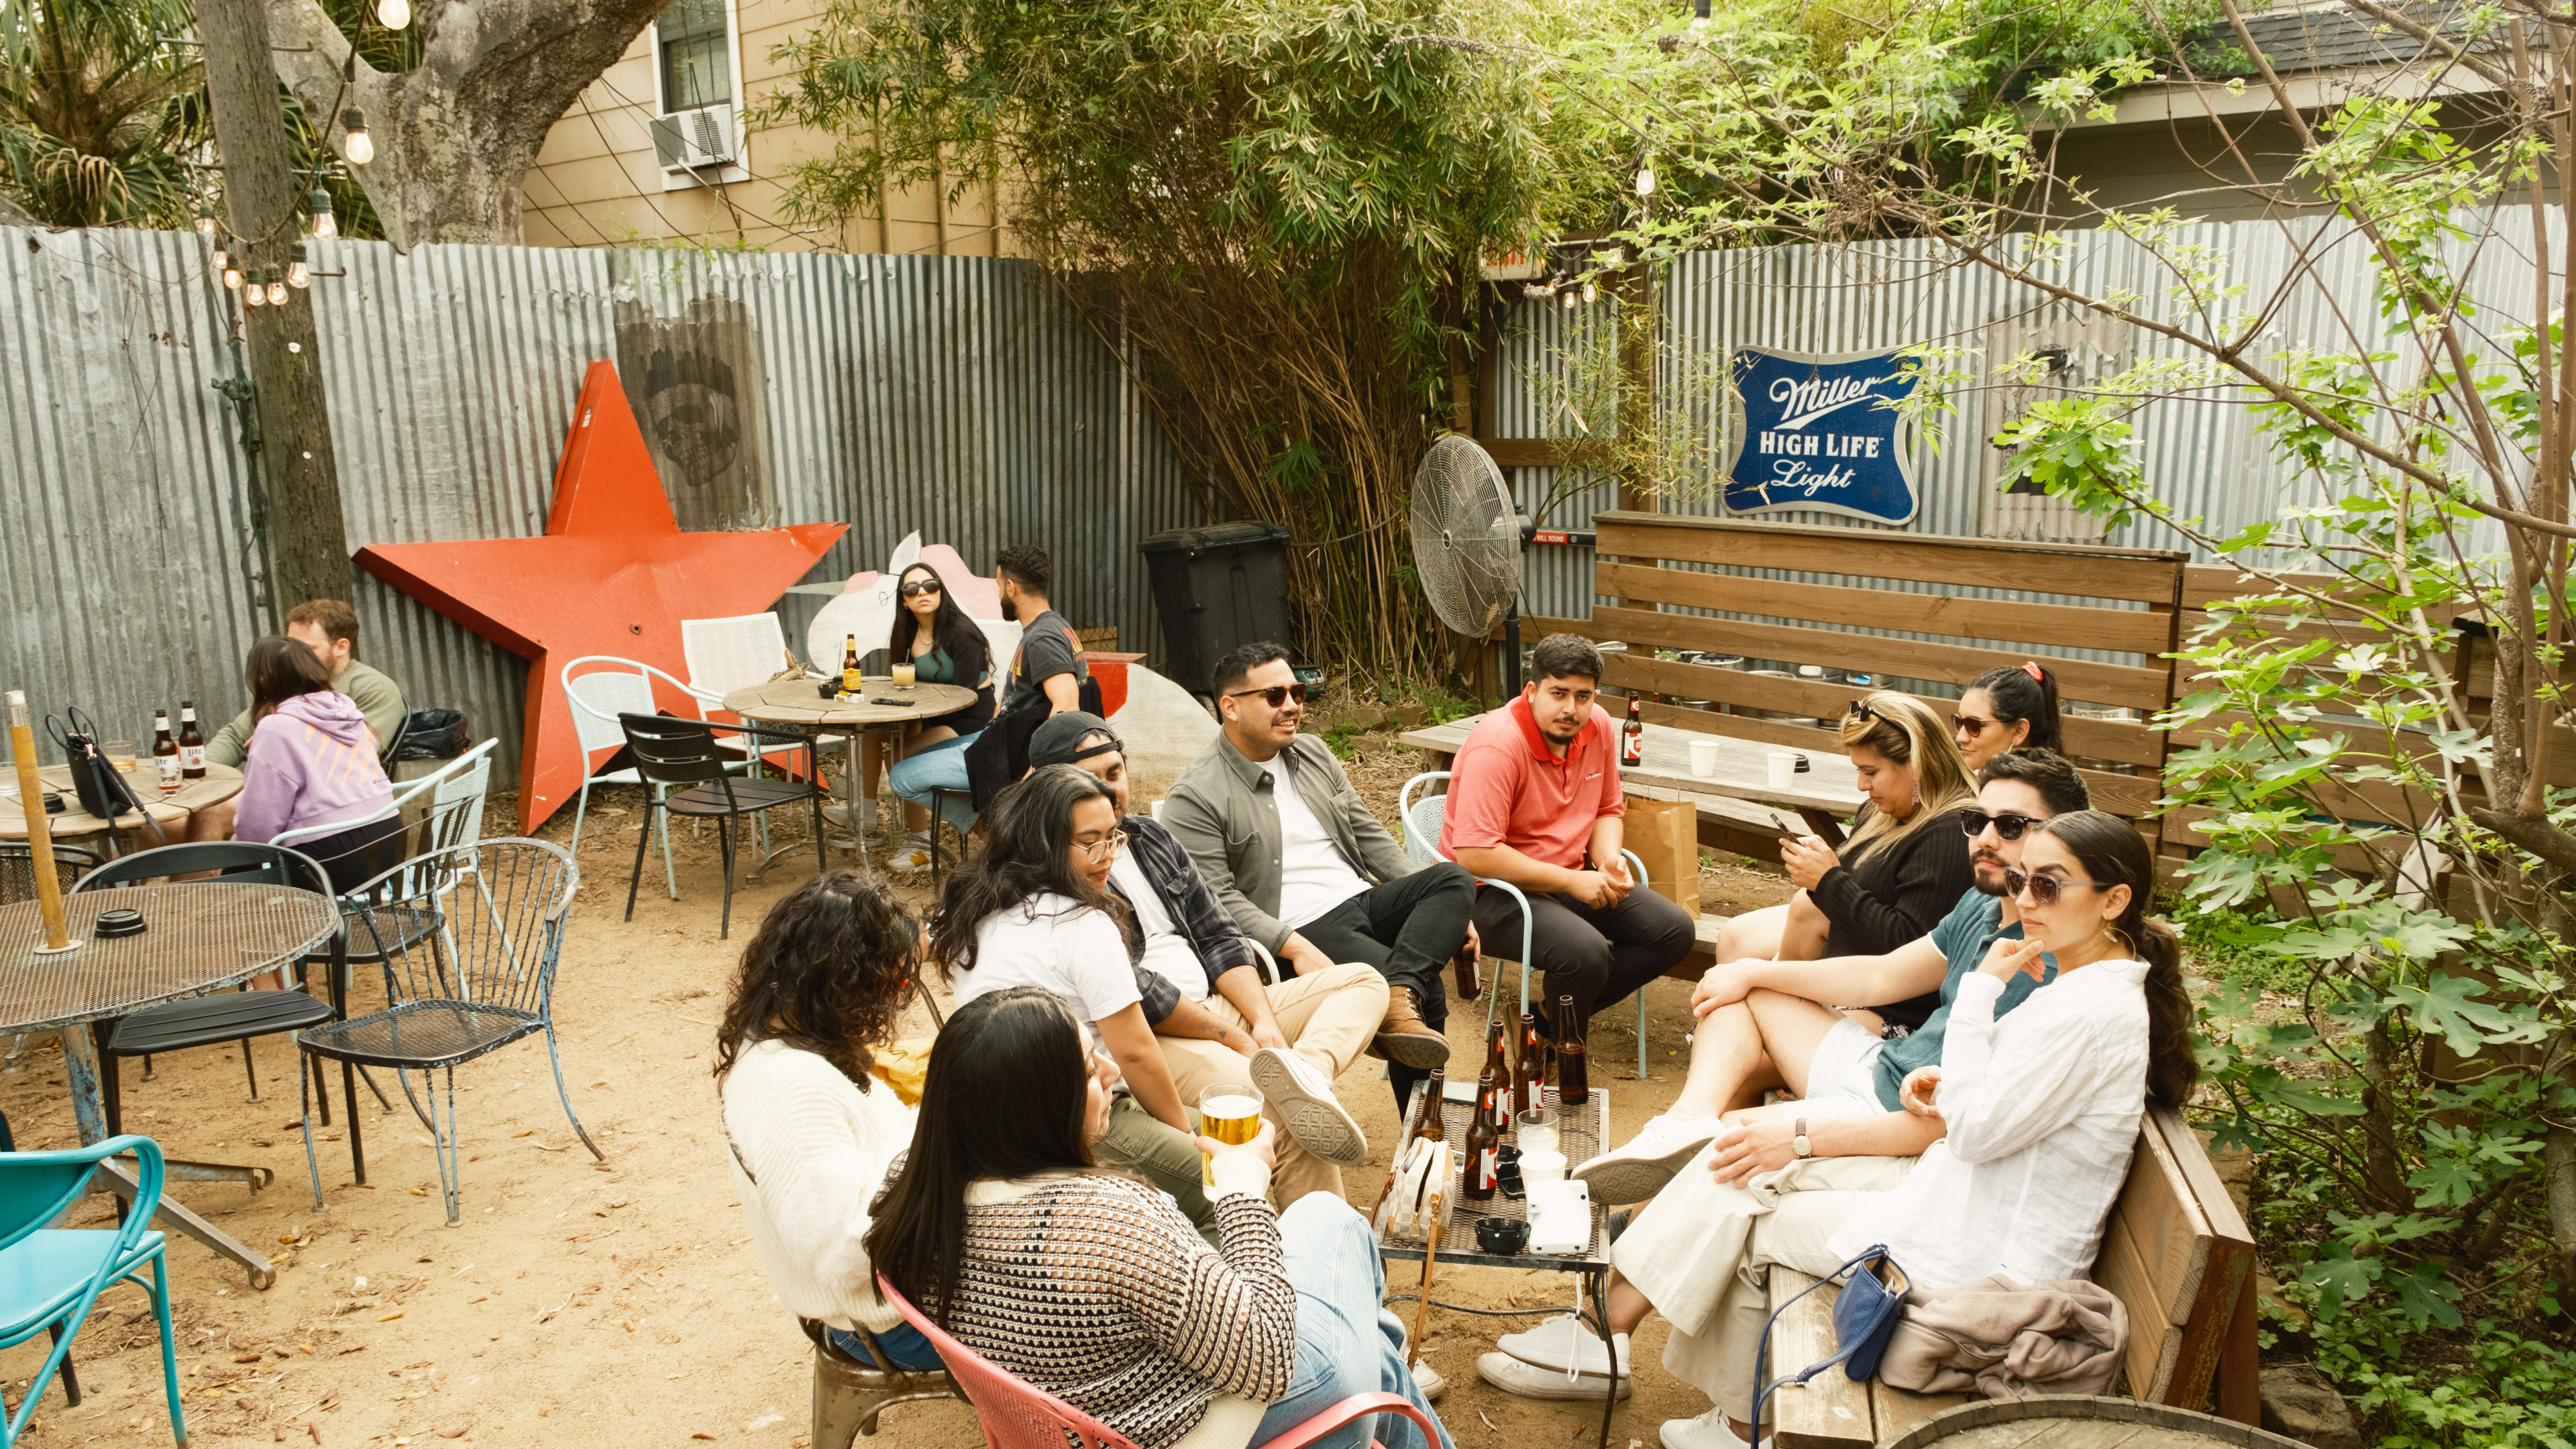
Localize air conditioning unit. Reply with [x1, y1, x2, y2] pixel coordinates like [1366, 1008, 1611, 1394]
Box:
[651, 103, 737, 172]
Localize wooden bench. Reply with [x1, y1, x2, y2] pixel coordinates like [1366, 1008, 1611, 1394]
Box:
[1763, 1104, 2257, 1448]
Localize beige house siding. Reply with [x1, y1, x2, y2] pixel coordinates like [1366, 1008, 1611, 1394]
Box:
[522, 0, 1002, 254]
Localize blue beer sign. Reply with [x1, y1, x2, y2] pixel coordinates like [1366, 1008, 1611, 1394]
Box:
[1723, 346, 1922, 525]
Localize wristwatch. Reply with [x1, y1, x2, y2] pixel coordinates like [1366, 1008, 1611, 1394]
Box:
[1792, 1118, 1813, 1159]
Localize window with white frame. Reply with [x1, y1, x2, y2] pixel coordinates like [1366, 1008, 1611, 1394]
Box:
[649, 0, 746, 188]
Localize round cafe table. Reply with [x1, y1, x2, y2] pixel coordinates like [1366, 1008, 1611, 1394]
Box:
[0, 879, 340, 1288]
[0, 762, 245, 854]
[721, 678, 977, 879]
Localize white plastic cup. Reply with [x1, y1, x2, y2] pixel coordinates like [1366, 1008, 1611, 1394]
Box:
[1521, 1149, 1567, 1184]
[1689, 739, 1721, 778]
[1150, 799, 1165, 822]
[1766, 750, 1799, 789]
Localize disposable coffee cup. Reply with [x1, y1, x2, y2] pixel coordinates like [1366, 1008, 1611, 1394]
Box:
[1521, 1149, 1567, 1184]
[1150, 799, 1165, 822]
[1689, 739, 1721, 778]
[1766, 750, 1799, 789]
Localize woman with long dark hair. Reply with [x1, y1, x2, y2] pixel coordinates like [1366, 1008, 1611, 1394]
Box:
[1953, 661, 2065, 770]
[229, 635, 400, 893]
[868, 987, 1452, 1449]
[881, 561, 998, 871]
[1513, 810, 2196, 1449]
[716, 871, 943, 1371]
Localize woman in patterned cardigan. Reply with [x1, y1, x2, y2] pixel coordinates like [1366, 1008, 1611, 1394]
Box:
[867, 987, 1452, 1449]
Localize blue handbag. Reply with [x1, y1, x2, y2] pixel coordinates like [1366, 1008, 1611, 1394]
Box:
[1750, 1245, 1911, 1431]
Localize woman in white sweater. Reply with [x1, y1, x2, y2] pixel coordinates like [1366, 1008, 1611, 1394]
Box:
[1493, 812, 2198, 1449]
[716, 869, 941, 1371]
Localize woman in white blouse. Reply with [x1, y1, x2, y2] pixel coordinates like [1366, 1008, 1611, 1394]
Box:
[1493, 810, 2197, 1449]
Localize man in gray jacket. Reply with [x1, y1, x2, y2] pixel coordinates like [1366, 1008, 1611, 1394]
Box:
[1165, 642, 1476, 1115]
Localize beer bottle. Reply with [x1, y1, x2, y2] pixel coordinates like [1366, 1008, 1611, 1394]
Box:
[1621, 694, 1644, 767]
[1555, 992, 1589, 1106]
[1515, 1010, 1546, 1114]
[1417, 1068, 1448, 1144]
[176, 702, 205, 779]
[151, 711, 181, 794]
[1461, 1071, 1501, 1201]
[841, 635, 862, 694]
[1483, 1018, 1509, 1084]
[1452, 940, 1481, 1002]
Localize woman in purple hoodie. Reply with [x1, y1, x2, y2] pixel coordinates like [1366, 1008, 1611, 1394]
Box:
[230, 636, 402, 894]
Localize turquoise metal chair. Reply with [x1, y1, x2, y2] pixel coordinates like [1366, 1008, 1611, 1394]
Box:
[0, 1135, 184, 1446]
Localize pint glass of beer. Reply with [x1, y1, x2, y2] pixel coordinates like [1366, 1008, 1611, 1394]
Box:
[1198, 1083, 1265, 1186]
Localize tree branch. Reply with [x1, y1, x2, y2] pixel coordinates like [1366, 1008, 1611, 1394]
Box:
[2468, 806, 2576, 875]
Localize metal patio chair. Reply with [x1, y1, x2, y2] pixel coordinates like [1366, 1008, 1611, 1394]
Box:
[0, 843, 98, 904]
[292, 838, 600, 1221]
[0, 1136, 184, 1446]
[618, 713, 827, 939]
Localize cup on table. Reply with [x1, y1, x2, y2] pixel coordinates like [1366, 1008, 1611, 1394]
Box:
[102, 740, 137, 775]
[1688, 739, 1721, 778]
[1149, 799, 1165, 822]
[1515, 1104, 1558, 1155]
[1520, 1149, 1567, 1184]
[1766, 750, 1799, 789]
[890, 661, 918, 688]
[1198, 1082, 1264, 1187]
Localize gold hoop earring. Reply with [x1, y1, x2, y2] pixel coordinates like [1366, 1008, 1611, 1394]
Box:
[2106, 924, 2137, 957]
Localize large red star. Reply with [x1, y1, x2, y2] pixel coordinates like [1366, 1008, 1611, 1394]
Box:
[357, 362, 845, 833]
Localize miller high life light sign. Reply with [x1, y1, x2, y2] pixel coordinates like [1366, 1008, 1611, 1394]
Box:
[1721, 346, 1923, 526]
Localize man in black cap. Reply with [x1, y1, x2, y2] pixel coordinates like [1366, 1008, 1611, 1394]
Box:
[1030, 710, 1388, 1206]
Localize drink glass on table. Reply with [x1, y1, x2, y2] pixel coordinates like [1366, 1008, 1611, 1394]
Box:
[102, 740, 136, 780]
[1198, 1083, 1264, 1187]
[1514, 1104, 1558, 1155]
[890, 660, 918, 689]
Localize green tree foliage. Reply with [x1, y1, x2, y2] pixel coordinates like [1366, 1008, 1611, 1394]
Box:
[0, 0, 207, 227]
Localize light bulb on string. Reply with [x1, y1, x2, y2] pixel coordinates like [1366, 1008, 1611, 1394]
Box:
[222, 262, 244, 290]
[340, 107, 374, 167]
[211, 238, 229, 272]
[242, 271, 264, 307]
[1561, 285, 1578, 309]
[309, 186, 337, 240]
[266, 270, 288, 305]
[1635, 160, 1656, 198]
[288, 245, 311, 289]
[194, 205, 217, 237]
[1582, 282, 1598, 305]
[377, 0, 411, 28]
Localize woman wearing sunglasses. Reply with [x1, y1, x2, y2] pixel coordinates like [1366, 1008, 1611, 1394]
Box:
[1711, 692, 1976, 1030]
[1952, 661, 2064, 771]
[931, 765, 1218, 1234]
[872, 562, 998, 872]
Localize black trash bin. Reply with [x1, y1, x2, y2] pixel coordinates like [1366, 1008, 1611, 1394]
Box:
[1138, 522, 1294, 698]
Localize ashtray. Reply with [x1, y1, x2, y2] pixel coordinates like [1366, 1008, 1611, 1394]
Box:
[816, 682, 840, 699]
[42, 791, 64, 814]
[1793, 756, 1811, 772]
[93, 908, 146, 938]
[1475, 1217, 1530, 1254]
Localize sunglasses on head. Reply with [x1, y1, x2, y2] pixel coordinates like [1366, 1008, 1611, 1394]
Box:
[1845, 698, 1883, 724]
[2001, 866, 2111, 907]
[898, 579, 941, 598]
[1228, 684, 1309, 708]
[1960, 810, 2040, 841]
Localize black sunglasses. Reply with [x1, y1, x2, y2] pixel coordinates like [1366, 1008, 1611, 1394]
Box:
[898, 580, 941, 598]
[1960, 810, 2040, 841]
[1227, 684, 1310, 708]
[1953, 712, 1994, 735]
[1845, 698, 1882, 724]
[2001, 866, 2112, 907]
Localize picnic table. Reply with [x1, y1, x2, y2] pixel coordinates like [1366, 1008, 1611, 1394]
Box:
[0, 879, 341, 1288]
[1, 763, 244, 851]
[1399, 714, 1864, 846]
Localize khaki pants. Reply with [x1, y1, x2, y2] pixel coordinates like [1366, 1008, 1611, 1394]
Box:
[1609, 1148, 1914, 1420]
[1095, 1092, 1219, 1247]
[1158, 961, 1389, 1207]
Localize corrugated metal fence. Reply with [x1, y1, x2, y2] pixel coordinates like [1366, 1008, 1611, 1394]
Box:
[0, 229, 1208, 786]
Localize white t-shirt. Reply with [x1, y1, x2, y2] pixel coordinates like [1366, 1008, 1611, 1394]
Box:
[1107, 851, 1212, 1002]
[951, 893, 1142, 1027]
[1263, 755, 1371, 929]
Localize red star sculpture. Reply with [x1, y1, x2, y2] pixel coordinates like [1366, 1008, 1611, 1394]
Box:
[357, 362, 845, 833]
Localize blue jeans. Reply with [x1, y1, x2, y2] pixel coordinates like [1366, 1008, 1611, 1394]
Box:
[887, 736, 977, 835]
[828, 1319, 943, 1371]
[1252, 1194, 1454, 1449]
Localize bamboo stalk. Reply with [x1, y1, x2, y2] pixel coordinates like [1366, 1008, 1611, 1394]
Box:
[6, 690, 70, 951]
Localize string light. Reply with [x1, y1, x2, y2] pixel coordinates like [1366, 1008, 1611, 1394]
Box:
[266, 268, 288, 305]
[340, 107, 374, 167]
[377, 0, 411, 27]
[288, 244, 311, 289]
[241, 269, 265, 307]
[222, 261, 244, 291]
[1635, 160, 1656, 198]
[211, 237, 229, 272]
[309, 186, 337, 240]
[194, 205, 217, 237]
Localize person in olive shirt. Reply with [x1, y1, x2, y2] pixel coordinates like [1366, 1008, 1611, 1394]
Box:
[189, 599, 406, 843]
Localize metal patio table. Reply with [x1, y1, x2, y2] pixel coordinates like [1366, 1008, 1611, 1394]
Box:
[722, 678, 977, 878]
[0, 879, 340, 1288]
[1377, 1083, 1621, 1449]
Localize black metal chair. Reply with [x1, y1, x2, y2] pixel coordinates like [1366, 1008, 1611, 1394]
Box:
[618, 713, 828, 938]
[67, 842, 356, 1184]
[293, 838, 598, 1221]
[0, 842, 99, 904]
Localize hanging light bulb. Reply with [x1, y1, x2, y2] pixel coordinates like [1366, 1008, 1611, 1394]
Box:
[377, 0, 411, 27]
[340, 107, 374, 166]
[222, 261, 245, 291]
[1635, 160, 1657, 197]
[211, 237, 230, 272]
[288, 244, 311, 289]
[309, 186, 337, 240]
[242, 270, 265, 307]
[1582, 281, 1598, 305]
[1561, 285, 1579, 309]
[194, 204, 217, 237]
[266, 268, 288, 305]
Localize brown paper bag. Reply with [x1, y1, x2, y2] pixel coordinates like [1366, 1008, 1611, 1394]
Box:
[1623, 798, 1701, 918]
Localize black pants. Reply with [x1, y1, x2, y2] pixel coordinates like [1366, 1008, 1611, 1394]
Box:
[1295, 861, 1475, 1114]
[1469, 882, 1694, 1037]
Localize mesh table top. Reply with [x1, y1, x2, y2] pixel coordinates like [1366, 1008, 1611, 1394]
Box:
[0, 881, 341, 1032]
[1375, 1084, 1611, 1269]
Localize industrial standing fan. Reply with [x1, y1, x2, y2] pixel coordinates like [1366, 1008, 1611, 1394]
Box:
[1408, 435, 1595, 694]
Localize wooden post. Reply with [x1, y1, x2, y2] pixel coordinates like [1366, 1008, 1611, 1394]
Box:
[1609, 257, 1660, 702]
[7, 691, 70, 951]
[199, 0, 354, 608]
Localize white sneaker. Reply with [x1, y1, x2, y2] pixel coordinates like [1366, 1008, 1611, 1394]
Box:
[1661, 1407, 1769, 1449]
[1494, 1313, 1629, 1378]
[1572, 1113, 1723, 1204]
[884, 831, 935, 875]
[1249, 1048, 1367, 1167]
[1408, 1358, 1447, 1402]
[1474, 1351, 1633, 1401]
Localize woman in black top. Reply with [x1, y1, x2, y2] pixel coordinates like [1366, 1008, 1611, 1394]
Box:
[1953, 660, 2065, 771]
[1711, 691, 1976, 1032]
[882, 562, 998, 869]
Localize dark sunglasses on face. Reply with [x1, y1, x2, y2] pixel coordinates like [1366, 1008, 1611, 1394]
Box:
[1954, 713, 1993, 735]
[898, 580, 941, 598]
[2002, 866, 2111, 907]
[1228, 684, 1310, 708]
[1960, 810, 2040, 841]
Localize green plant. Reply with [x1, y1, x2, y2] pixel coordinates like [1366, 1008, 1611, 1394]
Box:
[0, 0, 207, 227]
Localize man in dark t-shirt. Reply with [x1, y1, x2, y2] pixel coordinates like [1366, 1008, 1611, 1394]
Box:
[996, 543, 1087, 716]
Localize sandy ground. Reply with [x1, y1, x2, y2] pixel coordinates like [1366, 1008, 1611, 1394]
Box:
[3, 727, 1788, 1449]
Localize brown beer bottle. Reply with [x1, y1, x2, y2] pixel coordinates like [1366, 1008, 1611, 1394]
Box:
[151, 711, 181, 794]
[1482, 1018, 1509, 1085]
[1515, 1010, 1546, 1114]
[176, 702, 206, 779]
[1621, 694, 1644, 767]
[1417, 1068, 1448, 1144]
[1462, 1071, 1501, 1201]
[1452, 938, 1481, 1002]
[1556, 992, 1589, 1106]
[841, 634, 862, 694]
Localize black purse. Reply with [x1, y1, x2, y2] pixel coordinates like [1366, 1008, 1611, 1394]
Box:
[1751, 1246, 1912, 1431]
[47, 706, 167, 845]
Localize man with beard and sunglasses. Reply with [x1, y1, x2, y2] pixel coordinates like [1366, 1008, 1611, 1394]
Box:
[1562, 747, 2094, 1208]
[1165, 643, 1474, 1117]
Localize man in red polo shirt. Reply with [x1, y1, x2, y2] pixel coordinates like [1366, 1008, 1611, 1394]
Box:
[1440, 633, 1695, 1046]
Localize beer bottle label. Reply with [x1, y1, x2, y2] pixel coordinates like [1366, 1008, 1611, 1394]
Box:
[1475, 1148, 1497, 1189]
[179, 743, 205, 771]
[156, 753, 182, 790]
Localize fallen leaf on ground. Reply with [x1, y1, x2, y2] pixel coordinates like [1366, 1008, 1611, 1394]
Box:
[378, 1311, 404, 1322]
[338, 1344, 367, 1355]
